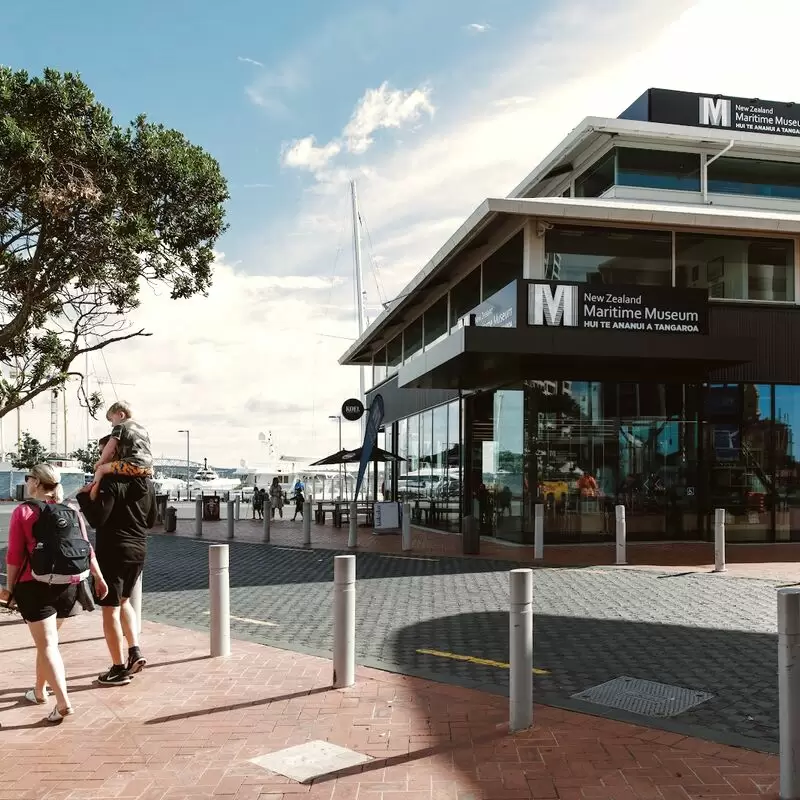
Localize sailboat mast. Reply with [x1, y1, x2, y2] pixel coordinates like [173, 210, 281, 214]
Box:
[350, 179, 366, 436]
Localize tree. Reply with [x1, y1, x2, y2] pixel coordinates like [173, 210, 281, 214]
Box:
[71, 440, 101, 473]
[10, 431, 50, 470]
[0, 67, 228, 419]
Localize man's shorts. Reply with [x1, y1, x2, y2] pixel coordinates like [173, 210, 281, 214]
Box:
[13, 581, 80, 622]
[96, 561, 144, 607]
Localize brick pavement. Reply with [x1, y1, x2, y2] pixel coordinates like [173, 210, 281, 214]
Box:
[0, 612, 780, 799]
[165, 508, 800, 582]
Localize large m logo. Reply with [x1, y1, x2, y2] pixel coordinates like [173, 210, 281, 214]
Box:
[699, 96, 731, 127]
[528, 283, 578, 327]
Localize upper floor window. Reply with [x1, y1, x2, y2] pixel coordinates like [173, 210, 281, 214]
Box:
[676, 233, 794, 302]
[544, 224, 672, 286]
[575, 151, 614, 198]
[482, 232, 523, 299]
[404, 316, 423, 361]
[449, 267, 481, 328]
[372, 348, 387, 386]
[387, 335, 402, 376]
[424, 296, 448, 348]
[616, 148, 701, 192]
[707, 156, 800, 199]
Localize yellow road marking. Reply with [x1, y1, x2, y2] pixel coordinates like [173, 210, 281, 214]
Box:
[416, 648, 549, 675]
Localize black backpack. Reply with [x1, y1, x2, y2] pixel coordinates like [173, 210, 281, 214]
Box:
[26, 501, 91, 584]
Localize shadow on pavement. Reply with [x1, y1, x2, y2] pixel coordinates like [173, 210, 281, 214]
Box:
[389, 610, 778, 747]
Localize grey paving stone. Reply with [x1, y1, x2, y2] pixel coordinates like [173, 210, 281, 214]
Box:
[138, 534, 782, 745]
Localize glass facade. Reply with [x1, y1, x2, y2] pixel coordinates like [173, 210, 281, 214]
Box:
[544, 225, 672, 286]
[676, 233, 794, 301]
[426, 380, 800, 545]
[707, 156, 800, 199]
[394, 400, 462, 532]
[616, 148, 701, 192]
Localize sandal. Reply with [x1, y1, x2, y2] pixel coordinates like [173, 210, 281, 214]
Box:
[23, 689, 47, 705]
[45, 705, 74, 724]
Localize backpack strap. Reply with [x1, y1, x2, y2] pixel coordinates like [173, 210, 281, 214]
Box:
[24, 499, 45, 512]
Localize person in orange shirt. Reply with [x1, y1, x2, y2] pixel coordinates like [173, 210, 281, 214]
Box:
[577, 471, 598, 498]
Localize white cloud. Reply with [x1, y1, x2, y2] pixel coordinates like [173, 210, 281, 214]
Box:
[281, 136, 342, 170]
[246, 62, 305, 117]
[465, 23, 490, 33]
[343, 82, 435, 154]
[237, 56, 264, 68]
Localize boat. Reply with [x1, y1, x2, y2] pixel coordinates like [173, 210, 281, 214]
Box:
[191, 458, 241, 492]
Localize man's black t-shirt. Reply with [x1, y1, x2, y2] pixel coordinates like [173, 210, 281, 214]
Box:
[77, 477, 156, 564]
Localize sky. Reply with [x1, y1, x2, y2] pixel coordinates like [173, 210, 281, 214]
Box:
[1, 0, 798, 468]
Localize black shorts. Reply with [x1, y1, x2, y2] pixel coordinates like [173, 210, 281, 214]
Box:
[96, 561, 143, 607]
[13, 581, 80, 623]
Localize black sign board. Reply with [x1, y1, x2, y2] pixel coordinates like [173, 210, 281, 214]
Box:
[619, 88, 800, 138]
[341, 398, 365, 422]
[526, 281, 708, 335]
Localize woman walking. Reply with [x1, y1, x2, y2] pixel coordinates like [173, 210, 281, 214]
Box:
[0, 464, 108, 723]
[269, 477, 284, 519]
[252, 486, 263, 520]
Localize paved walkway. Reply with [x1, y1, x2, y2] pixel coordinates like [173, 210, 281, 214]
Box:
[167, 507, 800, 582]
[0, 613, 780, 799]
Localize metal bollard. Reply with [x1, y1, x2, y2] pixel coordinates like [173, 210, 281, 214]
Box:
[714, 508, 726, 573]
[779, 588, 800, 800]
[509, 568, 534, 732]
[129, 572, 143, 636]
[615, 504, 627, 565]
[209, 545, 231, 657]
[534, 503, 544, 561]
[227, 500, 235, 540]
[235, 495, 241, 521]
[303, 501, 312, 547]
[348, 501, 358, 549]
[401, 503, 412, 552]
[195, 495, 203, 538]
[262, 503, 271, 542]
[333, 554, 356, 688]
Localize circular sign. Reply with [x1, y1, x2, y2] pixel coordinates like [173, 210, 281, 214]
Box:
[341, 398, 365, 422]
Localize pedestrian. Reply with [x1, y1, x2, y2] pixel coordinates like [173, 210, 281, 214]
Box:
[291, 486, 305, 522]
[77, 472, 156, 686]
[269, 477, 284, 519]
[88, 400, 153, 501]
[0, 464, 109, 723]
[252, 486, 262, 520]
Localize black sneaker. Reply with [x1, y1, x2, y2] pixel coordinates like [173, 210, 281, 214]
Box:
[97, 666, 131, 686]
[126, 650, 147, 675]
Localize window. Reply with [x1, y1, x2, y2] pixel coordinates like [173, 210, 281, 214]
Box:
[616, 148, 701, 192]
[372, 349, 386, 386]
[482, 232, 523, 299]
[387, 335, 402, 376]
[449, 267, 481, 328]
[544, 225, 672, 286]
[675, 233, 794, 301]
[404, 316, 423, 361]
[423, 296, 448, 348]
[708, 156, 800, 199]
[575, 151, 615, 197]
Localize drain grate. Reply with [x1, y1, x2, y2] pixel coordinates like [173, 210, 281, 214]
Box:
[571, 676, 713, 718]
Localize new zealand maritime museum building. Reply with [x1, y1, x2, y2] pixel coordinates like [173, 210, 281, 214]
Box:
[340, 89, 800, 546]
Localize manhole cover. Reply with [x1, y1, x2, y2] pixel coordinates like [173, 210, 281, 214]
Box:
[571, 676, 713, 718]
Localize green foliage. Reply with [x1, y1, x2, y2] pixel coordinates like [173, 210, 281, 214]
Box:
[0, 66, 229, 418]
[10, 431, 50, 470]
[70, 439, 101, 473]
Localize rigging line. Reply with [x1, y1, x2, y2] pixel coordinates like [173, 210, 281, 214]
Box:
[358, 208, 387, 307]
[99, 348, 118, 401]
[321, 188, 350, 320]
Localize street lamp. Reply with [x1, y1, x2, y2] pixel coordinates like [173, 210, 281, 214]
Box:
[328, 415, 343, 501]
[178, 429, 190, 499]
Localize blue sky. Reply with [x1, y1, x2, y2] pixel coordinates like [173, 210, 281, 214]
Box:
[4, 0, 797, 465]
[2, 0, 538, 271]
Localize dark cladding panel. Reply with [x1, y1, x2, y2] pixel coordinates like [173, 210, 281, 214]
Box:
[710, 304, 800, 383]
[367, 375, 458, 426]
[618, 89, 652, 122]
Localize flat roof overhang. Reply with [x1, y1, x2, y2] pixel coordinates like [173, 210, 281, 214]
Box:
[397, 326, 756, 390]
[340, 196, 800, 367]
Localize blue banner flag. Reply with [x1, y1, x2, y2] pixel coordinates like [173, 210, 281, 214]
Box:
[354, 394, 384, 500]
